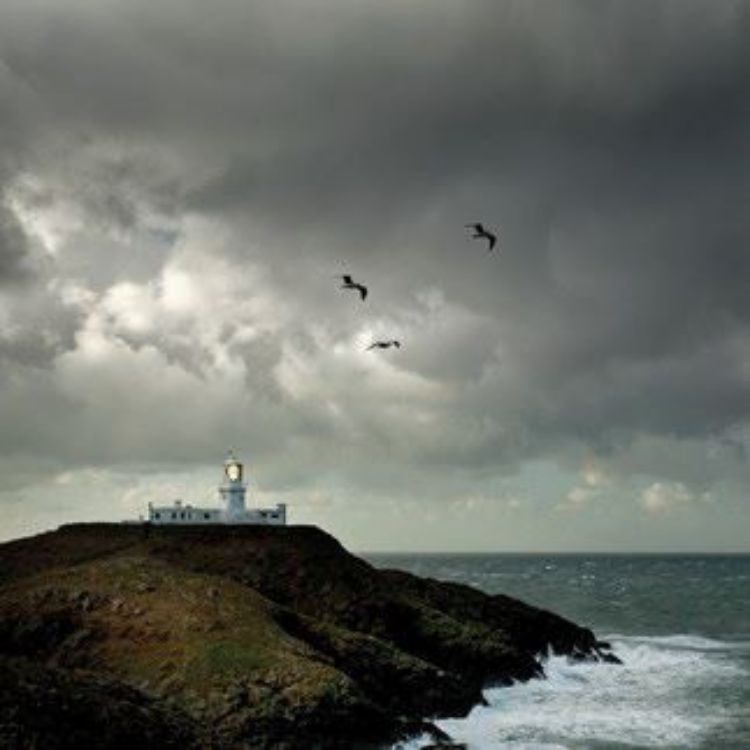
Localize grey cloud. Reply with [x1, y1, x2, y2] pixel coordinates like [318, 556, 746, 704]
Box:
[0, 0, 746, 544]
[0, 199, 31, 284]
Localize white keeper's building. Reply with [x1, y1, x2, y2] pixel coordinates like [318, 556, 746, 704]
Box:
[147, 453, 287, 526]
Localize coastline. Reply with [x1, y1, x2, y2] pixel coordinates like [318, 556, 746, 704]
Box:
[0, 523, 620, 748]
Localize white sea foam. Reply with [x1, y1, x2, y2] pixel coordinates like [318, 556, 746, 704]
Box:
[393, 634, 748, 749]
[603, 633, 750, 651]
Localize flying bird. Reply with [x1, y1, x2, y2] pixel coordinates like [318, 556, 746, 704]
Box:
[337, 274, 368, 300]
[366, 340, 401, 350]
[465, 223, 498, 251]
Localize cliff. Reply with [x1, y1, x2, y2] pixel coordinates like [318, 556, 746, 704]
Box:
[0, 524, 618, 749]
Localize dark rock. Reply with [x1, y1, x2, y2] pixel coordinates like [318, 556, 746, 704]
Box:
[0, 611, 78, 658]
[593, 640, 623, 665]
[0, 655, 204, 749]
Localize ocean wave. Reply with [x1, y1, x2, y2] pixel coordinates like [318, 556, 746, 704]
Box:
[605, 633, 750, 651]
[393, 632, 748, 749]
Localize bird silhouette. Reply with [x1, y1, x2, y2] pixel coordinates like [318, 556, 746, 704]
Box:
[337, 274, 368, 300]
[366, 340, 401, 350]
[465, 223, 498, 251]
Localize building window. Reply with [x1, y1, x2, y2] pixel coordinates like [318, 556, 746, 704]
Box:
[180, 512, 185, 520]
[154, 512, 161, 519]
[204, 513, 211, 520]
[171, 512, 177, 520]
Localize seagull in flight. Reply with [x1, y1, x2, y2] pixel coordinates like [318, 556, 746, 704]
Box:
[337, 274, 368, 301]
[465, 223, 498, 251]
[366, 340, 401, 350]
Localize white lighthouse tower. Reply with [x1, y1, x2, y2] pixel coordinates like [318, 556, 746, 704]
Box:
[220, 452, 247, 520]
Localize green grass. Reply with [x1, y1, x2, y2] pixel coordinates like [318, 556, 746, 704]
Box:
[185, 640, 272, 681]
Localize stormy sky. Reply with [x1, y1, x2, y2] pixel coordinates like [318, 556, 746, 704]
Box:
[0, 0, 748, 550]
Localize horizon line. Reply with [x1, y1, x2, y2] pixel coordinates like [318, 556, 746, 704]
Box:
[358, 549, 750, 556]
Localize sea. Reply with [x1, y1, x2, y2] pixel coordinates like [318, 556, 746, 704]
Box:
[363, 553, 750, 750]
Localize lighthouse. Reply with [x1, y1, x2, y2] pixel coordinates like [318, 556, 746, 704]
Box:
[220, 452, 247, 519]
[145, 452, 287, 526]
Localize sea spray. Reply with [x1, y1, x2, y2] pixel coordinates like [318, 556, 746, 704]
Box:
[395, 635, 747, 749]
[373, 553, 750, 750]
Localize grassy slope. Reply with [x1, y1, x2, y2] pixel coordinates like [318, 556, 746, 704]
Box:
[0, 524, 612, 748]
[0, 551, 387, 747]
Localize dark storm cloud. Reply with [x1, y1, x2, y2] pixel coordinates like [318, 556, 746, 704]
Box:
[183, 2, 748, 218]
[0, 0, 747, 503]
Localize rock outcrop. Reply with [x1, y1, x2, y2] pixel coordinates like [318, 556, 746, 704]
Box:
[0, 524, 618, 748]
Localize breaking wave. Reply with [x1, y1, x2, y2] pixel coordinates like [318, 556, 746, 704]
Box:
[394, 633, 749, 749]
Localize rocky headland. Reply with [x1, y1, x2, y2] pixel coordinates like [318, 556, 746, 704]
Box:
[0, 524, 619, 748]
